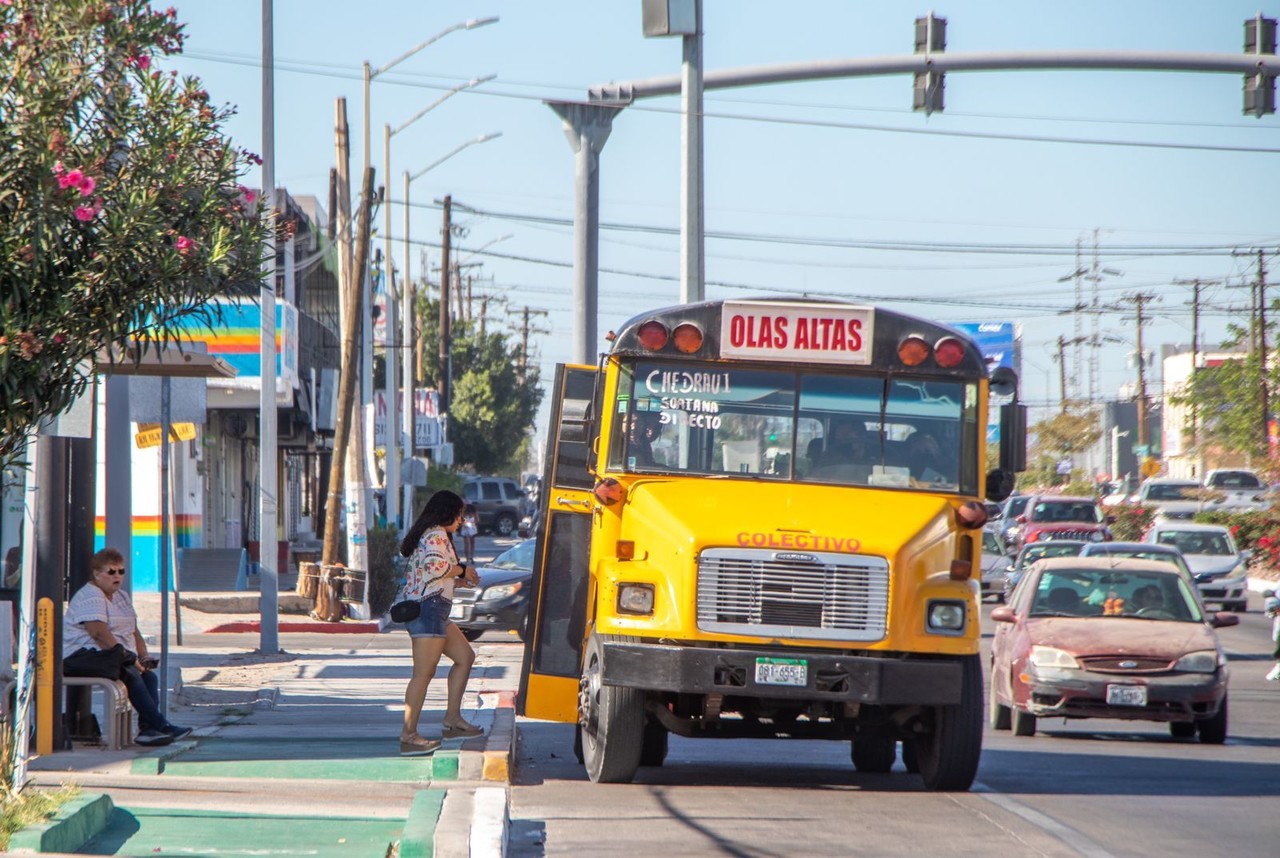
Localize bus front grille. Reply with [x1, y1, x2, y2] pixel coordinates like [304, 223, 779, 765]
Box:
[696, 547, 889, 642]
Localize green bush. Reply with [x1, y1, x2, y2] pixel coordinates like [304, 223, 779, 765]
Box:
[365, 527, 402, 617]
[1108, 505, 1156, 542]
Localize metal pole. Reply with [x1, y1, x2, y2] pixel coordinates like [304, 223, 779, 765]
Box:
[258, 0, 279, 653]
[402, 169, 415, 530]
[12, 438, 41, 789]
[159, 378, 171, 717]
[439, 195, 452, 411]
[384, 125, 400, 529]
[680, 0, 704, 304]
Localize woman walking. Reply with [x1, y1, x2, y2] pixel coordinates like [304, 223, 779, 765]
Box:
[397, 490, 485, 755]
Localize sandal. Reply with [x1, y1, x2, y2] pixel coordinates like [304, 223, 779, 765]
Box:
[442, 718, 484, 739]
[399, 733, 441, 756]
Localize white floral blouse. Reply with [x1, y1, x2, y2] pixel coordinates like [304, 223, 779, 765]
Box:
[403, 526, 459, 601]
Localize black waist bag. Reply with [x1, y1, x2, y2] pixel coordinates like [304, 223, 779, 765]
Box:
[389, 599, 421, 624]
[64, 643, 135, 679]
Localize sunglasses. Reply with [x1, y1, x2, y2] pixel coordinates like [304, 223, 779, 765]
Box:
[102, 568, 126, 576]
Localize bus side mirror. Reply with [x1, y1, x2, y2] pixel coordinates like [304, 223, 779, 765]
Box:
[986, 468, 1016, 502]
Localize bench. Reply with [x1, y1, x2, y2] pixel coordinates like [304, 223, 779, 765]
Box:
[2, 676, 134, 750]
[176, 547, 251, 592]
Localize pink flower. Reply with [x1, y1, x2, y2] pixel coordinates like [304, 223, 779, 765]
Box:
[239, 185, 257, 204]
[175, 235, 193, 254]
[78, 175, 96, 196]
[128, 55, 151, 70]
[53, 161, 65, 175]
[0, 1, 12, 6]
[74, 206, 96, 222]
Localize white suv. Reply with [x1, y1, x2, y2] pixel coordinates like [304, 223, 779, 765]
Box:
[1203, 469, 1268, 512]
[1134, 478, 1203, 521]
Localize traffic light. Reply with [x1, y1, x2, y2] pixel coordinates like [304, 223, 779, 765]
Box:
[913, 13, 946, 115]
[1244, 15, 1277, 117]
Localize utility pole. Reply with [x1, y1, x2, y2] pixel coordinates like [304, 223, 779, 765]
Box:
[1174, 277, 1222, 469]
[438, 195, 452, 413]
[322, 98, 353, 566]
[511, 306, 551, 383]
[1056, 336, 1069, 410]
[1258, 249, 1270, 456]
[1127, 292, 1158, 451]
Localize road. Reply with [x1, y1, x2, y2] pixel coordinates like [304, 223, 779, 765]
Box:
[505, 593, 1280, 857]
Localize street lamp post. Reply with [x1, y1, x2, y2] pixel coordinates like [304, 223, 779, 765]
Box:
[382, 76, 494, 530]
[361, 17, 496, 527]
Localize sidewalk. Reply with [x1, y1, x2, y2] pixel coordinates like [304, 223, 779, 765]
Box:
[14, 604, 521, 855]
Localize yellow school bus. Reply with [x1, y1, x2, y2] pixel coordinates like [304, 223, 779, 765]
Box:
[518, 297, 1024, 790]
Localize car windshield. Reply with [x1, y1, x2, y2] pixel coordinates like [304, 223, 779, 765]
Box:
[1083, 547, 1192, 577]
[1017, 542, 1084, 568]
[1154, 530, 1234, 556]
[1145, 483, 1198, 501]
[1005, 496, 1029, 517]
[1209, 471, 1262, 489]
[1029, 501, 1102, 524]
[982, 530, 1003, 553]
[1029, 567, 1203, 622]
[490, 539, 535, 571]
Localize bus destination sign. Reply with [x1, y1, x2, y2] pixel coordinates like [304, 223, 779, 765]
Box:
[720, 301, 874, 365]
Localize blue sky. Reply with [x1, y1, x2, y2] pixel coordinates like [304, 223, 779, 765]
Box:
[166, 1, 1279, 435]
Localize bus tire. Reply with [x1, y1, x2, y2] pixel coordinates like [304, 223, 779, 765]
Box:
[916, 654, 983, 791]
[851, 736, 896, 773]
[639, 718, 669, 767]
[572, 724, 584, 764]
[579, 632, 644, 783]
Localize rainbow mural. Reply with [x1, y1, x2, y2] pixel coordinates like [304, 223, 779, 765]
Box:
[95, 515, 201, 592]
[177, 299, 299, 387]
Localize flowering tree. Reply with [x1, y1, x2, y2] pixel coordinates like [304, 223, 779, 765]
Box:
[0, 1, 268, 467]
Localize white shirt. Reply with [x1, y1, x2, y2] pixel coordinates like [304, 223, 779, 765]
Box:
[63, 583, 139, 654]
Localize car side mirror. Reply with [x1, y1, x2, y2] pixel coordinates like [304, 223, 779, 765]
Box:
[1210, 612, 1240, 628]
[989, 606, 1017, 623]
[985, 468, 1016, 502]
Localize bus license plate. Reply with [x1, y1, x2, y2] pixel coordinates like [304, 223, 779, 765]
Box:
[1106, 684, 1147, 707]
[755, 658, 807, 687]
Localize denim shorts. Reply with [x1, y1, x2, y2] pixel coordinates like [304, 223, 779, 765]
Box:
[405, 593, 452, 638]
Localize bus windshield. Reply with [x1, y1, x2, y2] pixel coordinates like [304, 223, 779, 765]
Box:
[609, 359, 980, 495]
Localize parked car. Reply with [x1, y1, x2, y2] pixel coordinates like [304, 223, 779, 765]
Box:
[997, 493, 1030, 546]
[1145, 522, 1251, 611]
[1079, 541, 1194, 578]
[980, 526, 1010, 603]
[1203, 469, 1268, 512]
[449, 537, 535, 641]
[1100, 477, 1138, 508]
[1001, 540, 1088, 600]
[989, 556, 1237, 742]
[1134, 477, 1204, 521]
[1011, 494, 1111, 552]
[461, 476, 527, 537]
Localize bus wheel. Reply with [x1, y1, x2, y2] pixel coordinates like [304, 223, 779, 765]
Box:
[916, 654, 983, 791]
[850, 736, 896, 773]
[639, 718, 669, 767]
[578, 633, 644, 783]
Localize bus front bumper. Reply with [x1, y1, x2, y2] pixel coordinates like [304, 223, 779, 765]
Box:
[600, 640, 964, 706]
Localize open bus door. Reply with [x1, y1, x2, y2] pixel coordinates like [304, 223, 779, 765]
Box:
[518, 363, 598, 723]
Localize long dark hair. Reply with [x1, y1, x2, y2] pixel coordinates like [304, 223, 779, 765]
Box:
[400, 490, 465, 556]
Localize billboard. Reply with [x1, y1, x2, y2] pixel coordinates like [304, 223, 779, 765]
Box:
[953, 322, 1020, 444]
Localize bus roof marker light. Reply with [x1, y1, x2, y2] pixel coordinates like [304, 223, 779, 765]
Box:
[636, 320, 669, 350]
[672, 323, 703, 353]
[934, 336, 966, 368]
[898, 335, 930, 366]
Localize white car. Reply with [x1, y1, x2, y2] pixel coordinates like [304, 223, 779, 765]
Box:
[1203, 469, 1269, 512]
[1145, 522, 1250, 612]
[1134, 478, 1204, 521]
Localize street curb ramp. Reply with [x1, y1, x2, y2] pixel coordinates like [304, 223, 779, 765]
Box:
[8, 792, 113, 854]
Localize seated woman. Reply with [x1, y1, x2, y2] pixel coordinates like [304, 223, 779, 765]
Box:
[63, 547, 192, 747]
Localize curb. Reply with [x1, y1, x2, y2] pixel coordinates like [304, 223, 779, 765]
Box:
[435, 690, 515, 856]
[8, 792, 114, 854]
[204, 620, 382, 634]
[396, 789, 447, 858]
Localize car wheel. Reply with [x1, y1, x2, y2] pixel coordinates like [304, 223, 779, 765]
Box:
[516, 609, 530, 643]
[1169, 721, 1196, 739]
[1011, 706, 1036, 737]
[493, 512, 517, 537]
[988, 684, 1011, 731]
[461, 628, 484, 642]
[851, 736, 897, 773]
[1196, 695, 1228, 745]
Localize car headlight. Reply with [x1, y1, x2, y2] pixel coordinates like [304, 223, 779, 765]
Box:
[617, 583, 655, 615]
[926, 600, 966, 633]
[481, 582, 523, 601]
[1029, 646, 1079, 669]
[1174, 650, 1221, 673]
[1088, 531, 1105, 542]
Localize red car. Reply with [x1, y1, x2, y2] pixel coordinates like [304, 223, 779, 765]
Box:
[988, 556, 1238, 742]
[1009, 494, 1112, 552]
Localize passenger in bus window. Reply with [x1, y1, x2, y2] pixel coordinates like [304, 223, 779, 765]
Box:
[627, 411, 662, 467]
[820, 418, 869, 468]
[900, 429, 956, 486]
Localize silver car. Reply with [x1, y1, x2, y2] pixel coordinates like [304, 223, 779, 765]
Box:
[980, 527, 1010, 603]
[1145, 523, 1251, 612]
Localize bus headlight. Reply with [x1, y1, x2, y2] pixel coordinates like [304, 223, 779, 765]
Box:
[618, 583, 655, 615]
[926, 600, 966, 633]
